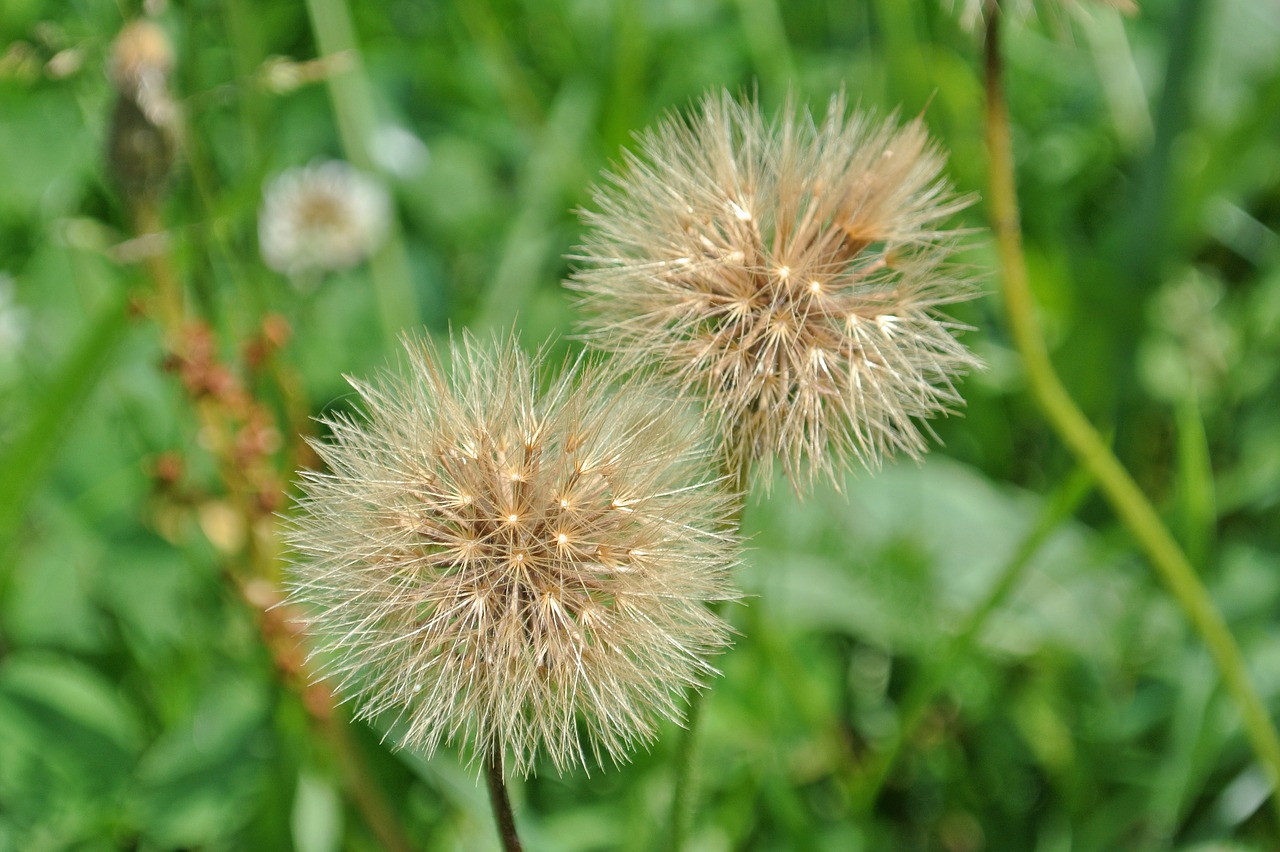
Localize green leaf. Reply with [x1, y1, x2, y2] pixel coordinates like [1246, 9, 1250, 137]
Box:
[131, 672, 272, 848]
[0, 285, 132, 559]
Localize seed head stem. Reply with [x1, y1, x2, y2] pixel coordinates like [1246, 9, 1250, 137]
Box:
[486, 747, 525, 852]
[303, 0, 417, 341]
[668, 663, 711, 852]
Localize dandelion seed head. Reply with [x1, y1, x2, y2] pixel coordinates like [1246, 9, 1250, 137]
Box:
[570, 91, 983, 491]
[285, 334, 739, 776]
[258, 160, 390, 277]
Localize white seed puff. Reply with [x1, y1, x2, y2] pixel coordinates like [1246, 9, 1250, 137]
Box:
[258, 160, 390, 277]
[570, 91, 982, 491]
[285, 334, 739, 776]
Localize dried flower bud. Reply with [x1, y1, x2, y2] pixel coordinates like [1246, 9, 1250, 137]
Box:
[257, 52, 355, 94]
[150, 451, 184, 488]
[285, 334, 740, 775]
[570, 91, 982, 491]
[46, 47, 86, 80]
[0, 43, 41, 82]
[108, 20, 173, 96]
[106, 20, 178, 201]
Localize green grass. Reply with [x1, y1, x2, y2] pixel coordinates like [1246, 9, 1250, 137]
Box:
[2, 0, 1280, 849]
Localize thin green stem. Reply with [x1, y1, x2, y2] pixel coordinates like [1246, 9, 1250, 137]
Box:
[485, 746, 524, 852]
[1121, 0, 1208, 287]
[1174, 392, 1215, 570]
[732, 0, 796, 95]
[304, 0, 418, 343]
[669, 450, 751, 851]
[450, 0, 543, 132]
[982, 0, 1280, 828]
[668, 663, 712, 851]
[853, 462, 1095, 811]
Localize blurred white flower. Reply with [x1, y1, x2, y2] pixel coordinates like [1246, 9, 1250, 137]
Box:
[0, 274, 27, 358]
[258, 161, 390, 277]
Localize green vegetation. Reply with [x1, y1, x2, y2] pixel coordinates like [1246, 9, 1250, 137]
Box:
[2, 0, 1279, 849]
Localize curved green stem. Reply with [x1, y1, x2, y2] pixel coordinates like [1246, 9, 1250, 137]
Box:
[668, 662, 712, 851]
[982, 0, 1280, 826]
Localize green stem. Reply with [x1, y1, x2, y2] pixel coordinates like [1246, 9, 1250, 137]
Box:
[304, 0, 418, 343]
[982, 0, 1280, 827]
[472, 82, 597, 331]
[732, 0, 796, 95]
[669, 450, 751, 850]
[1174, 392, 1215, 569]
[450, 0, 543, 132]
[854, 462, 1095, 811]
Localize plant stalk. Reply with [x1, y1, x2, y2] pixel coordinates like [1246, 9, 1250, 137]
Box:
[485, 746, 524, 852]
[982, 0, 1280, 826]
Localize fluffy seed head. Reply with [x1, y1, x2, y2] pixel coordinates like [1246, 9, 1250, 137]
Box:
[258, 160, 390, 277]
[570, 91, 982, 491]
[285, 334, 739, 776]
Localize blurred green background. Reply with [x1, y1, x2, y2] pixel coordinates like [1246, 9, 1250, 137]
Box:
[3, 0, 1280, 849]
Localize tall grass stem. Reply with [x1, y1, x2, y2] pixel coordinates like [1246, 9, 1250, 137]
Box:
[304, 0, 418, 343]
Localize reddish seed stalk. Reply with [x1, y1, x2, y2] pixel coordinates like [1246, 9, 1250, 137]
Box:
[127, 195, 415, 852]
